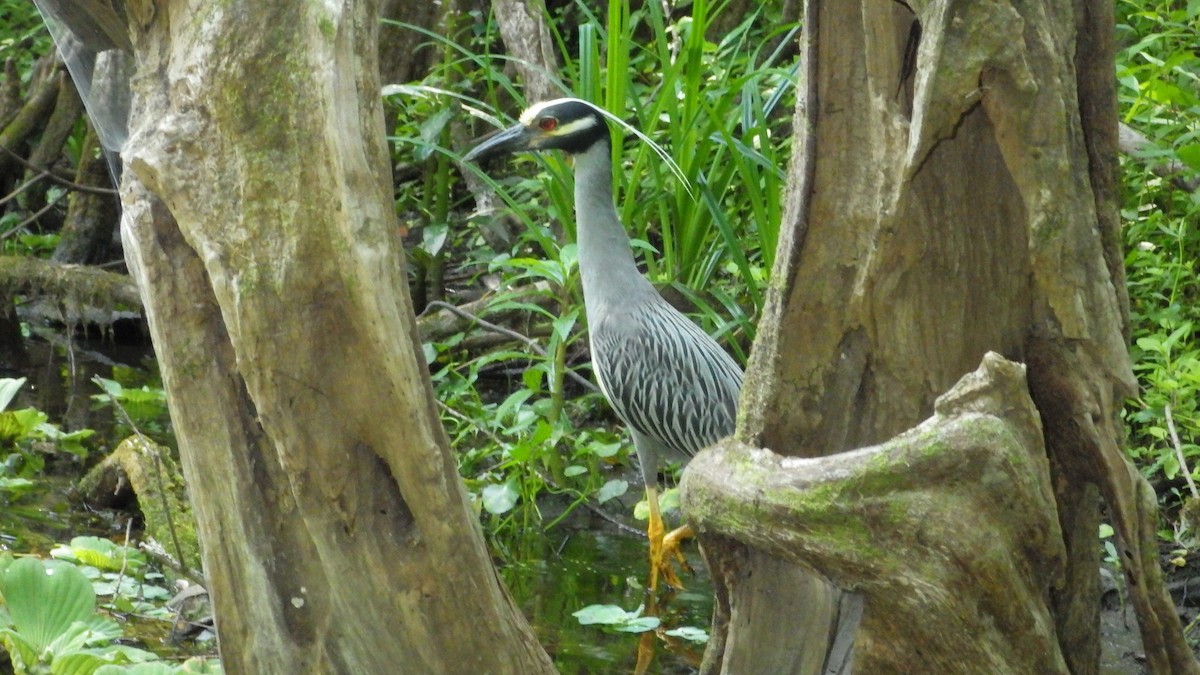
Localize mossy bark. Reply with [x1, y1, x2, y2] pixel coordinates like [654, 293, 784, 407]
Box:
[687, 354, 1068, 673]
[90, 1, 554, 672]
[79, 435, 202, 575]
[683, 0, 1196, 673]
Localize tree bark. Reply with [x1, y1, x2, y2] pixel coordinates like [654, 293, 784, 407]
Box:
[20, 62, 83, 216]
[105, 1, 554, 672]
[684, 0, 1197, 672]
[0, 57, 62, 194]
[491, 0, 561, 103]
[688, 353, 1069, 673]
[53, 124, 120, 265]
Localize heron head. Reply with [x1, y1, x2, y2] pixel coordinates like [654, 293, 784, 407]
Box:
[463, 98, 610, 162]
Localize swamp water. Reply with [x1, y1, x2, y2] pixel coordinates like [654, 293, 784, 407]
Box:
[2, 333, 713, 673]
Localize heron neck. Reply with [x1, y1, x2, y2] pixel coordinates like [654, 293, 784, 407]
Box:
[573, 141, 658, 324]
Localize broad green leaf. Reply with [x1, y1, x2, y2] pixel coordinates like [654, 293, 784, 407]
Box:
[1177, 144, 1200, 172]
[0, 477, 35, 495]
[571, 604, 632, 625]
[3, 558, 95, 654]
[572, 604, 660, 633]
[10, 408, 48, 437]
[588, 441, 622, 458]
[563, 465, 588, 477]
[0, 378, 25, 412]
[596, 479, 628, 503]
[92, 377, 125, 400]
[614, 616, 661, 633]
[54, 651, 113, 675]
[421, 223, 449, 257]
[51, 537, 146, 576]
[481, 480, 519, 515]
[664, 626, 709, 642]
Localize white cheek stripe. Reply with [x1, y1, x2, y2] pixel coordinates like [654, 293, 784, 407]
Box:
[551, 116, 600, 137]
[519, 98, 604, 140]
[520, 97, 585, 124]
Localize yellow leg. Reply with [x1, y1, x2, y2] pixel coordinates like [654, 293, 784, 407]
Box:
[662, 523, 694, 572]
[645, 485, 688, 591]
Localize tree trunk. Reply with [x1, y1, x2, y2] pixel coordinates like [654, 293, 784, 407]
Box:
[682, 1, 1197, 673]
[80, 1, 554, 672]
[491, 0, 561, 104]
[53, 124, 120, 265]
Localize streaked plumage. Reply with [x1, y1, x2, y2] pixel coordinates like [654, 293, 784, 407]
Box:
[465, 97, 742, 589]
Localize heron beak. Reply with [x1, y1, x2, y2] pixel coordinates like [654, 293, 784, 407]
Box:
[463, 124, 535, 162]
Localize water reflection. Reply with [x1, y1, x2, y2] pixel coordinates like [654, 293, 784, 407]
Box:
[501, 524, 712, 674]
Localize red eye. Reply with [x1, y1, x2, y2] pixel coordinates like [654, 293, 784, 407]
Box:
[538, 117, 559, 131]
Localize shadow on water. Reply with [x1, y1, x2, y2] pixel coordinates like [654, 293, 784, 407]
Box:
[7, 331, 716, 672]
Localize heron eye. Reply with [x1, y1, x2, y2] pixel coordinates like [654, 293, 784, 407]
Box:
[538, 117, 559, 132]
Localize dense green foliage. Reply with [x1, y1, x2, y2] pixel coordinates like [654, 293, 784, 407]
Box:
[1116, 0, 1200, 537]
[386, 0, 796, 544]
[0, 0, 1198, 667]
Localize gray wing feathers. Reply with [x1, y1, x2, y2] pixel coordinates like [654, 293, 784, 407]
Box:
[591, 300, 742, 457]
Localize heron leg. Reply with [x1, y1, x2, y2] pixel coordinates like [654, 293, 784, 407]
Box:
[662, 523, 694, 572]
[646, 485, 686, 590]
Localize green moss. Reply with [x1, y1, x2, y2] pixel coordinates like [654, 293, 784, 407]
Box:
[318, 16, 336, 39]
[88, 437, 203, 574]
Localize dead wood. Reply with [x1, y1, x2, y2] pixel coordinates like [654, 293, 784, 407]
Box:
[1119, 122, 1200, 193]
[0, 58, 63, 188]
[20, 68, 85, 218]
[686, 353, 1067, 673]
[53, 125, 120, 265]
[0, 255, 139, 316]
[490, 0, 561, 103]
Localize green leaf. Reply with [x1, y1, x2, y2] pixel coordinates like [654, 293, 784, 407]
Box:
[3, 558, 96, 655]
[55, 651, 114, 675]
[563, 465, 588, 477]
[1177, 144, 1200, 172]
[50, 537, 145, 574]
[614, 616, 661, 633]
[588, 441, 622, 458]
[572, 604, 632, 625]
[596, 479, 628, 503]
[664, 626, 709, 643]
[572, 604, 660, 633]
[0, 477, 35, 494]
[0, 377, 26, 412]
[10, 408, 48, 437]
[551, 310, 578, 343]
[481, 480, 519, 515]
[421, 223, 448, 257]
[659, 487, 681, 513]
[92, 377, 125, 400]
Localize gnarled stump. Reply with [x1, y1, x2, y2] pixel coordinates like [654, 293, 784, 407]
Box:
[687, 353, 1067, 673]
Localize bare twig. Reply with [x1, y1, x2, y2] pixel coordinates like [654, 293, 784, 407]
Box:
[0, 171, 46, 207]
[111, 517, 134, 604]
[422, 299, 600, 394]
[0, 142, 118, 195]
[1166, 404, 1198, 499]
[0, 190, 68, 238]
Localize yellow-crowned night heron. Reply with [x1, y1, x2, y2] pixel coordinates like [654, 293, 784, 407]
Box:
[464, 98, 742, 590]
